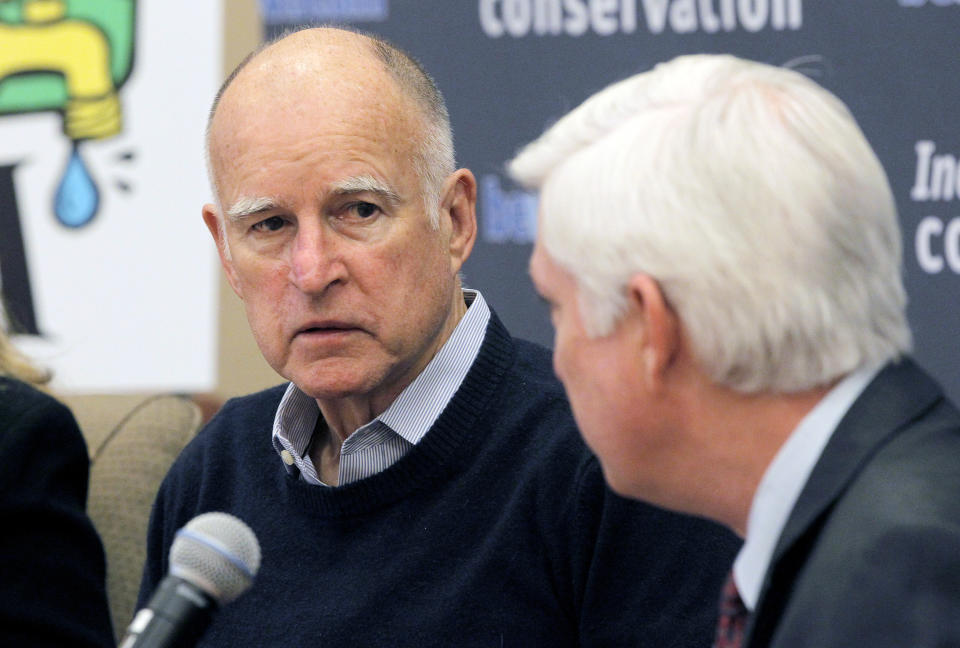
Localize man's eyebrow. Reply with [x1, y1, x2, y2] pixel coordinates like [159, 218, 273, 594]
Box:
[226, 196, 278, 221]
[224, 176, 399, 222]
[329, 175, 401, 203]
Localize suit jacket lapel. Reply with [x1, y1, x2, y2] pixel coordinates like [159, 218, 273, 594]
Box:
[746, 359, 942, 646]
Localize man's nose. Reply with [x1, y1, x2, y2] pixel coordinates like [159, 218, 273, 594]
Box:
[288, 224, 347, 294]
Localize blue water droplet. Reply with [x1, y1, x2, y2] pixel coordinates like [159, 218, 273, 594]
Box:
[55, 147, 99, 228]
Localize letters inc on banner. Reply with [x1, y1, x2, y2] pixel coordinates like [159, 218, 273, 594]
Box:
[479, 0, 802, 37]
[911, 140, 960, 274]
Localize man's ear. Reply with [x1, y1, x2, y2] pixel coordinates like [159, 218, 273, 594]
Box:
[627, 274, 680, 391]
[202, 203, 244, 300]
[438, 169, 478, 274]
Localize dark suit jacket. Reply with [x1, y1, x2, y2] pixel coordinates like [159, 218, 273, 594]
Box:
[746, 359, 960, 647]
[0, 377, 114, 648]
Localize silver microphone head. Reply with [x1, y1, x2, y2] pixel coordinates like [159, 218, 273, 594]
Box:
[169, 512, 261, 605]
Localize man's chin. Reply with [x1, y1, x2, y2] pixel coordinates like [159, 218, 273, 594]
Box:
[293, 381, 371, 402]
[285, 367, 383, 403]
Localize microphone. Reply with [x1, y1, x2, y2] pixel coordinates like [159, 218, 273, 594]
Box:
[120, 512, 262, 648]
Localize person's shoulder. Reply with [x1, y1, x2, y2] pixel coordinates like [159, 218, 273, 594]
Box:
[0, 376, 81, 446]
[173, 383, 287, 468]
[778, 427, 960, 646]
[469, 313, 583, 461]
[511, 337, 554, 370]
[213, 383, 288, 426]
[475, 314, 569, 414]
[0, 375, 71, 420]
[491, 336, 593, 468]
[807, 404, 960, 578]
[825, 361, 960, 523]
[506, 337, 566, 392]
[0, 377, 87, 488]
[845, 413, 960, 526]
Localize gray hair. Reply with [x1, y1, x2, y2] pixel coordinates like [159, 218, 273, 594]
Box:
[366, 33, 455, 227]
[509, 54, 911, 393]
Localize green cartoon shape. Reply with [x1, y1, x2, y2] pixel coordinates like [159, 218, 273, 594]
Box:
[0, 0, 137, 228]
[0, 0, 136, 138]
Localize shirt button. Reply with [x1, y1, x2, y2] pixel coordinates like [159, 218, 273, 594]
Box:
[280, 450, 295, 466]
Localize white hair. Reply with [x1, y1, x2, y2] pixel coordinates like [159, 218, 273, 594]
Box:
[509, 54, 911, 393]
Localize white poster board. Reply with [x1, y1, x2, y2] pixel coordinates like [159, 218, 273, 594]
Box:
[0, 0, 222, 393]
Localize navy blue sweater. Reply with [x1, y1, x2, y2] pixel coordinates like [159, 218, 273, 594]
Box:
[140, 314, 737, 646]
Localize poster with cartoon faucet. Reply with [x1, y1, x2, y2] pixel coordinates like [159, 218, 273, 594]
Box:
[0, 0, 220, 392]
[0, 0, 135, 335]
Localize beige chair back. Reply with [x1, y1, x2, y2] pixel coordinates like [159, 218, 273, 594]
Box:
[61, 393, 203, 641]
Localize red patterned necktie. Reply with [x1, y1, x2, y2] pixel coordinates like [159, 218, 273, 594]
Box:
[713, 571, 749, 648]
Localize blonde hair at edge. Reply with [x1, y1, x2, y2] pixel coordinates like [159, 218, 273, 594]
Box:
[0, 308, 49, 386]
[509, 54, 912, 394]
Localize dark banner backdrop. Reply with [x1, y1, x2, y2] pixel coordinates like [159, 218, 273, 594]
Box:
[261, 0, 960, 403]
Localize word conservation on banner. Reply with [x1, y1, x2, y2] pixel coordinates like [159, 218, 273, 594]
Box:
[479, 0, 802, 37]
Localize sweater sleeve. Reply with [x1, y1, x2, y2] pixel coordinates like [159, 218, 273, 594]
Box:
[0, 386, 114, 648]
[570, 456, 740, 647]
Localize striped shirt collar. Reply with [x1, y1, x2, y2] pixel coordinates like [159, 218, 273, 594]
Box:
[271, 289, 490, 485]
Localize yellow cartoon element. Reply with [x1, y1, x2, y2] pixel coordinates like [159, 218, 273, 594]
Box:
[0, 0, 121, 139]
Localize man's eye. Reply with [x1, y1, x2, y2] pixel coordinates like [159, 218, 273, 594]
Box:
[252, 216, 285, 232]
[351, 202, 380, 219]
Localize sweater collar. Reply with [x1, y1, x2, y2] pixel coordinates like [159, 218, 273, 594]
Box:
[281, 309, 515, 517]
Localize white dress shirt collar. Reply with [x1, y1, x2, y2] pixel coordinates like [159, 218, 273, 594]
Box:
[733, 364, 881, 610]
[271, 289, 490, 486]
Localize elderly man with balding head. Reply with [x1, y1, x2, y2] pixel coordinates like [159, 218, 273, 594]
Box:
[137, 28, 737, 646]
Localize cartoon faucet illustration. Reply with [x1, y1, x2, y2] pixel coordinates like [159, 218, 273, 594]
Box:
[0, 0, 131, 227]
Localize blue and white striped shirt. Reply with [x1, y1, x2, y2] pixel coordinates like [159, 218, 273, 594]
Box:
[271, 289, 491, 487]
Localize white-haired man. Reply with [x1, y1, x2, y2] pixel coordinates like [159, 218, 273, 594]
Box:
[511, 54, 960, 647]
[137, 29, 739, 647]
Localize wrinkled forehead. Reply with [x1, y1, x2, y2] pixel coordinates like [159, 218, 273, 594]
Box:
[208, 36, 422, 186]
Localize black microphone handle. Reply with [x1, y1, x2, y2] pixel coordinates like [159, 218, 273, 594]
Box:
[120, 575, 218, 648]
